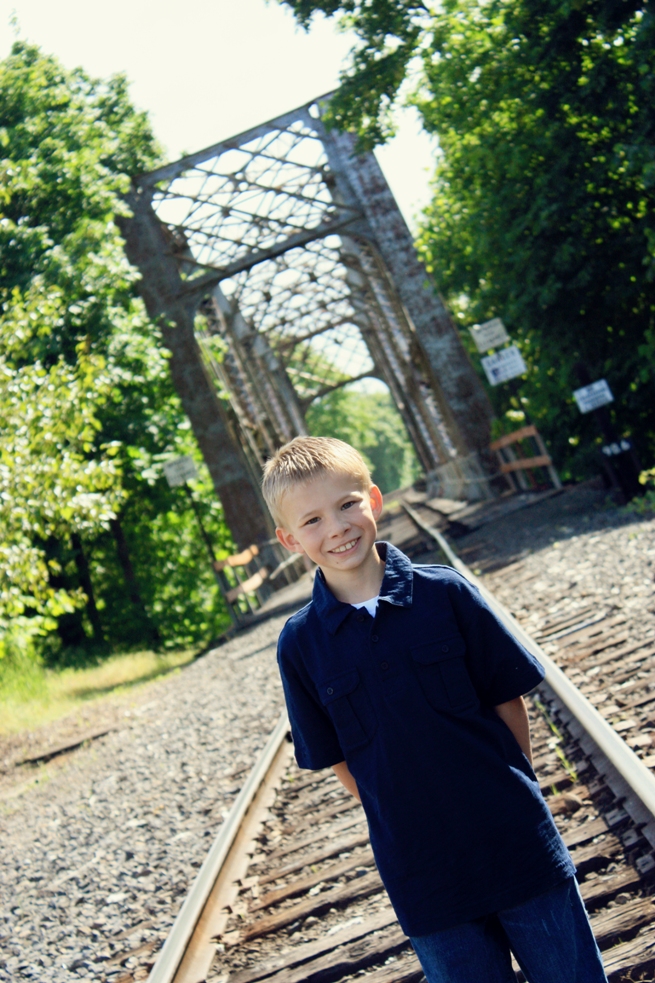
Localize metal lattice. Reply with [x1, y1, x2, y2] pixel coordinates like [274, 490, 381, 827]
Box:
[133, 96, 496, 510]
[150, 113, 358, 282]
[225, 238, 375, 400]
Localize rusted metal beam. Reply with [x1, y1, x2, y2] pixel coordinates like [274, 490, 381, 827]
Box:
[315, 112, 496, 487]
[117, 185, 273, 550]
[131, 93, 500, 504]
[171, 211, 363, 287]
[140, 101, 329, 187]
[211, 286, 306, 444]
[339, 235, 453, 472]
[298, 370, 374, 409]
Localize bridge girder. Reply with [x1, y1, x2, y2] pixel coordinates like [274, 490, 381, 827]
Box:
[122, 94, 497, 551]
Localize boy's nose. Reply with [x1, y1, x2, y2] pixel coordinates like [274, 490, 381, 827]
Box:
[329, 514, 351, 536]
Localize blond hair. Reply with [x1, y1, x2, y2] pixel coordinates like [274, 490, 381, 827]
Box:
[262, 436, 372, 525]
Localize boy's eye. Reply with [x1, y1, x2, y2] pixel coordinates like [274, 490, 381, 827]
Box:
[342, 500, 355, 510]
[304, 516, 319, 525]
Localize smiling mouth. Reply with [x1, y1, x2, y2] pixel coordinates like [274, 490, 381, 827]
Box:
[330, 538, 359, 555]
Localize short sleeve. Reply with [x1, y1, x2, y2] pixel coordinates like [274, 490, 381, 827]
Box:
[277, 628, 345, 770]
[447, 572, 545, 706]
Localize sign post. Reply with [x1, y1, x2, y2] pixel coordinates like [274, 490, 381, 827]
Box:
[480, 346, 527, 387]
[573, 379, 614, 414]
[163, 456, 199, 487]
[572, 371, 641, 501]
[470, 318, 527, 388]
[472, 318, 562, 491]
[470, 318, 510, 353]
[163, 457, 240, 626]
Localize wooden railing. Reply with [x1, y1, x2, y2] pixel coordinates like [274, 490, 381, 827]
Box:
[490, 424, 561, 491]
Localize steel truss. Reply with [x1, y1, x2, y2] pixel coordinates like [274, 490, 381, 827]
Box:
[122, 95, 496, 549]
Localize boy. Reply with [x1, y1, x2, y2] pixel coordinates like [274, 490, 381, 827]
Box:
[262, 436, 607, 983]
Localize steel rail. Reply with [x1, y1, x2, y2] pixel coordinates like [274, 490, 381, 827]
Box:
[147, 711, 291, 983]
[148, 508, 655, 983]
[402, 502, 655, 826]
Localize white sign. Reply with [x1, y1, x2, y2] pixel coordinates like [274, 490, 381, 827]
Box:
[163, 455, 198, 488]
[470, 317, 509, 353]
[573, 379, 614, 414]
[481, 345, 527, 386]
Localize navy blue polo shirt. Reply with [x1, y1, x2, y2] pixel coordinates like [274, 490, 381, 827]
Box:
[277, 542, 575, 936]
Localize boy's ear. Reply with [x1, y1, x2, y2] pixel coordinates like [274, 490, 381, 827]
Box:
[276, 526, 306, 554]
[370, 484, 384, 520]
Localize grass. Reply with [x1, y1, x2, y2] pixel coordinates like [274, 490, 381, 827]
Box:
[0, 647, 196, 736]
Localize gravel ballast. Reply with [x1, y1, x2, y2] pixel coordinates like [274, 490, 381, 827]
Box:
[0, 616, 287, 983]
[1, 485, 654, 983]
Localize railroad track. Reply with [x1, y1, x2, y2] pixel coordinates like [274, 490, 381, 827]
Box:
[145, 498, 655, 983]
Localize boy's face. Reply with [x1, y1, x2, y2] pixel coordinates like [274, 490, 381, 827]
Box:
[275, 472, 383, 575]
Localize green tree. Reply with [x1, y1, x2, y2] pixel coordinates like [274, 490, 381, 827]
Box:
[280, 0, 655, 477]
[278, 0, 429, 149]
[0, 42, 233, 662]
[414, 0, 655, 477]
[0, 308, 121, 659]
[306, 386, 422, 493]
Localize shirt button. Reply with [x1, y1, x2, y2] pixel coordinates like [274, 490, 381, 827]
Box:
[441, 644, 450, 653]
[371, 634, 379, 642]
[326, 687, 334, 695]
[357, 614, 366, 623]
[380, 661, 389, 670]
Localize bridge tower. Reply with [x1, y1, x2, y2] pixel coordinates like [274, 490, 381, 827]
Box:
[120, 95, 496, 553]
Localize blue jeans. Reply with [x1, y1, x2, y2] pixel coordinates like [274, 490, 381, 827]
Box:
[410, 877, 607, 983]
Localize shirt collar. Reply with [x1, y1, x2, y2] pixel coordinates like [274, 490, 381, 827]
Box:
[311, 541, 414, 635]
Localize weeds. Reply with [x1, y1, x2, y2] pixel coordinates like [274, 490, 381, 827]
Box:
[624, 489, 655, 516]
[0, 647, 196, 735]
[532, 696, 578, 782]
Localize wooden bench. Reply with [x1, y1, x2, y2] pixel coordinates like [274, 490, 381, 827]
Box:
[224, 569, 269, 605]
[210, 543, 270, 619]
[213, 544, 270, 603]
[213, 543, 307, 619]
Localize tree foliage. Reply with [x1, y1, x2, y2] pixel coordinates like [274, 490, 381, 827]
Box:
[0, 43, 233, 663]
[280, 0, 655, 477]
[0, 323, 121, 645]
[280, 0, 430, 148]
[415, 0, 655, 476]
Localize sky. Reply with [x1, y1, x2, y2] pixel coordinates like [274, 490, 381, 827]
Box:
[1, 0, 436, 231]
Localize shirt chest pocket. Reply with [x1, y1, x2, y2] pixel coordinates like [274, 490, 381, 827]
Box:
[319, 670, 377, 754]
[411, 636, 479, 714]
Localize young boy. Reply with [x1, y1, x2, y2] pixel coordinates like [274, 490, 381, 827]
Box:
[262, 436, 607, 983]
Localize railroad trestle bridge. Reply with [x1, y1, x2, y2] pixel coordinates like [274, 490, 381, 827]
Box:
[120, 93, 496, 559]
